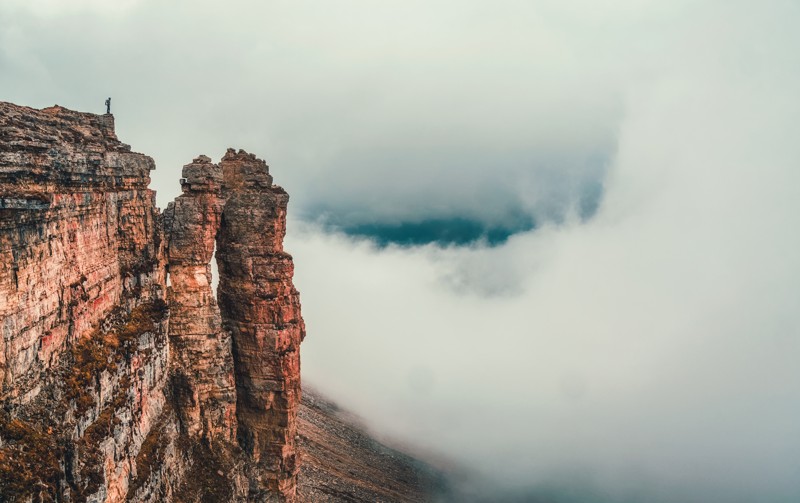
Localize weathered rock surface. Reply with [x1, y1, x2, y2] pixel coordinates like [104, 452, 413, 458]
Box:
[0, 101, 443, 503]
[0, 103, 164, 402]
[0, 101, 308, 503]
[164, 155, 237, 445]
[217, 149, 305, 500]
[165, 148, 306, 501]
[0, 102, 174, 503]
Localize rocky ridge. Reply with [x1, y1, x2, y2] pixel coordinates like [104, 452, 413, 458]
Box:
[0, 102, 448, 503]
[0, 102, 302, 502]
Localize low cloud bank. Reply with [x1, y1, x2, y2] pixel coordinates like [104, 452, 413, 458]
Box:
[290, 5, 800, 500]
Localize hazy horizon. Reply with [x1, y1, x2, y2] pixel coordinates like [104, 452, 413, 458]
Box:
[2, 1, 799, 501]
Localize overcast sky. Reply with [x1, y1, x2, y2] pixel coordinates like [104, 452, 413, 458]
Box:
[2, 1, 800, 502]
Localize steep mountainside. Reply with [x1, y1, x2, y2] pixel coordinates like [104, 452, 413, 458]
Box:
[0, 103, 173, 502]
[297, 388, 449, 502]
[0, 102, 445, 502]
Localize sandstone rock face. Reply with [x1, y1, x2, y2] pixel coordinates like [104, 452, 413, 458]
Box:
[0, 102, 175, 502]
[0, 103, 164, 402]
[164, 155, 237, 445]
[165, 149, 305, 501]
[217, 149, 305, 501]
[0, 103, 305, 503]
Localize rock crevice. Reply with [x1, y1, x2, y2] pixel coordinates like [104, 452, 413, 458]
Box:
[165, 148, 305, 500]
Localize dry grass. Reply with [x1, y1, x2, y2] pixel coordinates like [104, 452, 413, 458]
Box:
[0, 299, 169, 502]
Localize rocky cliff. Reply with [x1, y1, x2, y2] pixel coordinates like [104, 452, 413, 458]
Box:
[0, 102, 303, 502]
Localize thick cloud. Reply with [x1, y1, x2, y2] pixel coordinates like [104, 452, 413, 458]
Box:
[3, 1, 800, 501]
[0, 0, 620, 234]
[289, 3, 800, 501]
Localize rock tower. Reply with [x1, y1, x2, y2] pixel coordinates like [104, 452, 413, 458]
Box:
[0, 102, 304, 502]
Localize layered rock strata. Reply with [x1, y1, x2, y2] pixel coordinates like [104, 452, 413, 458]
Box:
[0, 102, 174, 502]
[164, 149, 306, 501]
[164, 156, 236, 445]
[217, 150, 305, 500]
[0, 103, 164, 401]
[0, 102, 305, 503]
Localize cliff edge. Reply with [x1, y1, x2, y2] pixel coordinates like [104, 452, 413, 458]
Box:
[0, 101, 304, 502]
[0, 101, 447, 503]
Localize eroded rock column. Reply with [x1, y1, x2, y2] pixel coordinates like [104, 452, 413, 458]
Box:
[216, 149, 305, 501]
[166, 156, 237, 444]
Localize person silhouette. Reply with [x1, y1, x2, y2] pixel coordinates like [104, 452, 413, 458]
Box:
[105, 97, 111, 114]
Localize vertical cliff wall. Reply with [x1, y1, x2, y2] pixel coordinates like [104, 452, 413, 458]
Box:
[0, 103, 164, 401]
[217, 149, 305, 499]
[0, 102, 304, 503]
[0, 103, 174, 502]
[164, 156, 237, 446]
[164, 149, 305, 501]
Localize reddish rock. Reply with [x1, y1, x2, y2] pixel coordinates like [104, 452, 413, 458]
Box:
[164, 148, 306, 501]
[165, 155, 237, 445]
[0, 102, 174, 502]
[217, 149, 306, 501]
[0, 103, 306, 503]
[0, 103, 164, 402]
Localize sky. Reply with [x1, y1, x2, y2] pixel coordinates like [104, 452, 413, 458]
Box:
[2, 1, 800, 502]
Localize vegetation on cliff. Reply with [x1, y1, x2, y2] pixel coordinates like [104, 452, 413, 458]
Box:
[0, 300, 168, 503]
